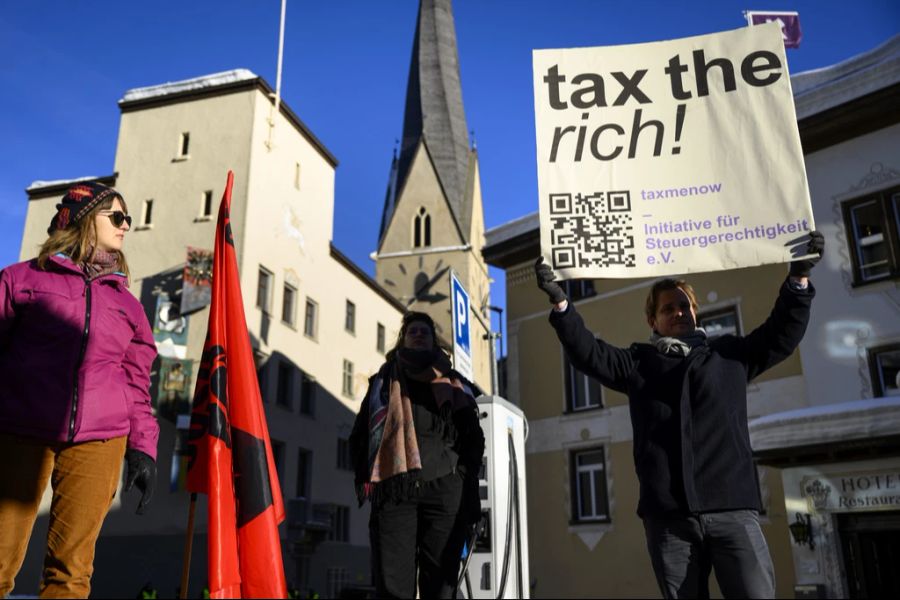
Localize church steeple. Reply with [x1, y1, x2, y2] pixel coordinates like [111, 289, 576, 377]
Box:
[373, 0, 492, 392]
[378, 0, 472, 247]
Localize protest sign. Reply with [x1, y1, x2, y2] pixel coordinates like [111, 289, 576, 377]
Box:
[152, 293, 189, 358]
[533, 23, 814, 279]
[181, 246, 213, 314]
[155, 357, 193, 423]
[745, 11, 802, 48]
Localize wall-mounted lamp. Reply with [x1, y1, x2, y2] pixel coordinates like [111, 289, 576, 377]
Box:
[788, 512, 815, 550]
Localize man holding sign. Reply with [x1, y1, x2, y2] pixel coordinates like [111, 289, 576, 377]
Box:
[535, 230, 822, 598]
[532, 21, 826, 598]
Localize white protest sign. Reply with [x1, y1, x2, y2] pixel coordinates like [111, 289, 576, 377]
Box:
[533, 23, 814, 279]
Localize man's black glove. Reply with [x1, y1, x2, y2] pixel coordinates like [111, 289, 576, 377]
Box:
[534, 257, 567, 304]
[124, 449, 156, 515]
[789, 230, 825, 278]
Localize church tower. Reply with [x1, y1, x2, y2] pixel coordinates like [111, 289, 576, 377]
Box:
[374, 0, 493, 389]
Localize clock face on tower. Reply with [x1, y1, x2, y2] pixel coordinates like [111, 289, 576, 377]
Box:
[411, 257, 449, 306]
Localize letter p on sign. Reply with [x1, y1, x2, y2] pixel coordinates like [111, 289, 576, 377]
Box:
[456, 295, 467, 337]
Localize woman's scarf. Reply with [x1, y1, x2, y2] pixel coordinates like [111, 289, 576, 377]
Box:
[81, 246, 120, 281]
[360, 347, 476, 504]
[650, 328, 708, 356]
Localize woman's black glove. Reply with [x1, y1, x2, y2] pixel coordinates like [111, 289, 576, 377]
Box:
[125, 449, 156, 515]
[789, 230, 825, 278]
[534, 257, 567, 304]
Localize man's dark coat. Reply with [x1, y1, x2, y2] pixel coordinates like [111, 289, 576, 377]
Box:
[550, 278, 814, 517]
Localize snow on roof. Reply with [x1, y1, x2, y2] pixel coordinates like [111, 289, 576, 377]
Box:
[119, 69, 258, 104]
[790, 34, 900, 120]
[27, 175, 105, 192]
[749, 396, 900, 452]
[484, 211, 538, 248]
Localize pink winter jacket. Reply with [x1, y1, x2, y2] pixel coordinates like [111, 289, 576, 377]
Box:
[0, 255, 159, 459]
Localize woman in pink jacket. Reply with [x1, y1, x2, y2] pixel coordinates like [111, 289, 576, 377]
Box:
[0, 182, 159, 598]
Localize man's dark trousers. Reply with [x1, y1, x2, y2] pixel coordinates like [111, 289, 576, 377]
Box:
[643, 509, 776, 599]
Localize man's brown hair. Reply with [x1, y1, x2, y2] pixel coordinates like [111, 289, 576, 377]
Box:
[645, 278, 698, 321]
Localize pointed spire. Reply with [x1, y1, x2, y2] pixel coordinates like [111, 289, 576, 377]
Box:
[380, 0, 472, 246]
[378, 148, 400, 245]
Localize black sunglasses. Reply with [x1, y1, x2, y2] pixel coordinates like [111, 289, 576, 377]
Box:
[99, 210, 132, 228]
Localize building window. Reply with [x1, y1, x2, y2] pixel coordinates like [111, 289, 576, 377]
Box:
[326, 567, 348, 599]
[271, 439, 285, 489]
[201, 190, 213, 218]
[570, 447, 610, 523]
[842, 188, 900, 285]
[296, 448, 312, 498]
[345, 300, 356, 334]
[377, 322, 386, 354]
[564, 354, 602, 412]
[304, 298, 318, 339]
[563, 279, 596, 301]
[282, 283, 297, 327]
[276, 361, 293, 409]
[257, 267, 273, 313]
[868, 343, 900, 398]
[697, 305, 741, 339]
[294, 161, 301, 190]
[179, 132, 190, 157]
[328, 506, 350, 543]
[300, 372, 316, 416]
[140, 199, 154, 227]
[413, 207, 431, 248]
[342, 360, 354, 398]
[336, 438, 352, 471]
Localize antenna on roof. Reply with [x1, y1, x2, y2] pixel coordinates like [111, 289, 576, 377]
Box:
[266, 0, 288, 151]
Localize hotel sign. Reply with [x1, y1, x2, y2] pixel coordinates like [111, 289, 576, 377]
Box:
[801, 470, 900, 513]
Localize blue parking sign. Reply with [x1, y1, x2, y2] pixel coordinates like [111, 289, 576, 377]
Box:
[450, 271, 473, 381]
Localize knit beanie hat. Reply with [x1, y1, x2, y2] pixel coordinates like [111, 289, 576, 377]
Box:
[47, 182, 123, 235]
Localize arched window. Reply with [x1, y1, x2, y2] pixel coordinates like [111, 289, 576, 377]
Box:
[413, 207, 431, 248]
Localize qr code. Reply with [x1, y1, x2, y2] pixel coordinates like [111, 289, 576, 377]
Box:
[549, 191, 636, 268]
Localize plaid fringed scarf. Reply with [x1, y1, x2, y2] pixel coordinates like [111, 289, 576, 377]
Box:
[358, 347, 476, 505]
[81, 246, 121, 281]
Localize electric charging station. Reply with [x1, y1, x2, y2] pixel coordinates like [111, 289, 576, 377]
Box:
[461, 395, 529, 599]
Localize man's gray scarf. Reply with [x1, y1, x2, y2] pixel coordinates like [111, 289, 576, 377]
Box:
[650, 328, 708, 356]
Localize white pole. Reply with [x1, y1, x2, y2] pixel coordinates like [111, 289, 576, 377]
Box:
[275, 0, 287, 114]
[267, 0, 287, 151]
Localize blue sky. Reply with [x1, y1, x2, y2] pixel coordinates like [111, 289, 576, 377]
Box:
[1, 0, 898, 344]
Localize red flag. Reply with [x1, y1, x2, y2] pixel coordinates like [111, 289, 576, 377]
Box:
[186, 171, 287, 599]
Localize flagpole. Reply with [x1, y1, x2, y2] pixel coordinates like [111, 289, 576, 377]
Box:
[266, 0, 288, 151]
[180, 493, 198, 600]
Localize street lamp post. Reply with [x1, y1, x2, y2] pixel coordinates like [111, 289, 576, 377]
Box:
[485, 305, 504, 397]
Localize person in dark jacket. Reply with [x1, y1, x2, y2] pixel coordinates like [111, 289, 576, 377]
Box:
[350, 311, 484, 599]
[534, 231, 824, 599]
[0, 182, 159, 598]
